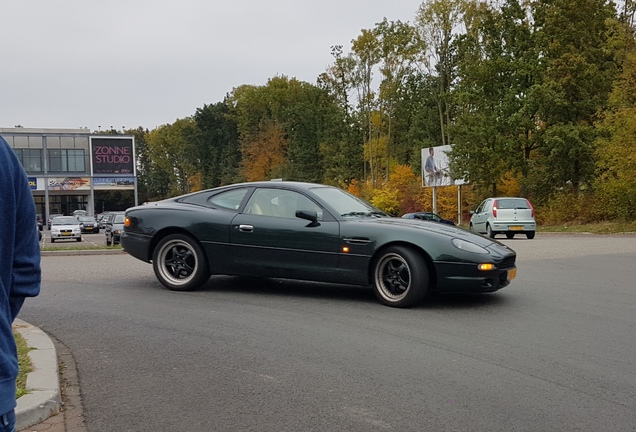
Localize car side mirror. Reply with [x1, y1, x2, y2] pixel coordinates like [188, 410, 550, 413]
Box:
[470, 210, 475, 215]
[296, 209, 319, 226]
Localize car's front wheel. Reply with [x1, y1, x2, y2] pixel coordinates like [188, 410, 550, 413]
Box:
[106, 236, 112, 246]
[152, 233, 210, 291]
[372, 246, 428, 308]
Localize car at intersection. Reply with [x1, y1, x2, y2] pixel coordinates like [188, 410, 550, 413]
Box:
[121, 181, 518, 308]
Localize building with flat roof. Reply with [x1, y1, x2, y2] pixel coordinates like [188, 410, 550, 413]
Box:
[1, 127, 138, 221]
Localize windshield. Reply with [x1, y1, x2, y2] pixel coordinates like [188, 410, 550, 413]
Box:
[78, 216, 94, 222]
[113, 214, 126, 223]
[53, 217, 79, 225]
[311, 187, 389, 218]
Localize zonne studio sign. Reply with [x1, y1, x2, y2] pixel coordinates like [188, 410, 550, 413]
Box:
[90, 136, 135, 175]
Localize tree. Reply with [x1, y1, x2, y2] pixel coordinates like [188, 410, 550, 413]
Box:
[146, 118, 200, 195]
[533, 0, 619, 197]
[351, 29, 382, 186]
[240, 119, 288, 181]
[130, 126, 171, 201]
[594, 19, 636, 219]
[374, 18, 422, 178]
[415, 0, 464, 148]
[193, 100, 240, 188]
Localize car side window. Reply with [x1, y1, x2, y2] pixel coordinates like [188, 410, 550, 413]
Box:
[475, 200, 486, 214]
[207, 188, 249, 210]
[245, 189, 323, 220]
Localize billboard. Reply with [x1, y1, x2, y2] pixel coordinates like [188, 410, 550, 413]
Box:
[93, 177, 136, 190]
[91, 137, 135, 175]
[421, 145, 465, 187]
[47, 177, 91, 191]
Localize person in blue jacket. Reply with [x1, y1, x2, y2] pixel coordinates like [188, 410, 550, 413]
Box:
[0, 136, 41, 432]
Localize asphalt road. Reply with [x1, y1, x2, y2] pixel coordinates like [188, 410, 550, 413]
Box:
[20, 234, 636, 432]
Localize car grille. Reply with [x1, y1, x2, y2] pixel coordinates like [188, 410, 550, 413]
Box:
[498, 255, 516, 269]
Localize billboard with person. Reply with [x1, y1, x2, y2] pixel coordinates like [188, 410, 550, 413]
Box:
[421, 145, 465, 187]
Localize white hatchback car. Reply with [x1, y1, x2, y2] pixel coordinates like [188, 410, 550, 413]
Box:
[50, 216, 82, 243]
[469, 197, 536, 239]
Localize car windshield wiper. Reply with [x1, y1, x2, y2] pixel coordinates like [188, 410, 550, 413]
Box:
[341, 211, 389, 218]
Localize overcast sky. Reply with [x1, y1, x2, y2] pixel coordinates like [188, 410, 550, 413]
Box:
[2, 1, 423, 132]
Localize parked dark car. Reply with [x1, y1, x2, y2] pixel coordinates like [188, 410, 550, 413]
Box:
[105, 212, 126, 246]
[77, 215, 99, 233]
[121, 181, 517, 308]
[401, 212, 455, 225]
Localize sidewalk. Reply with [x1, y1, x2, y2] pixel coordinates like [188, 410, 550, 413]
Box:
[13, 320, 86, 432]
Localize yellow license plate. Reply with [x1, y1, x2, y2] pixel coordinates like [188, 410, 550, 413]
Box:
[510, 226, 524, 231]
[508, 268, 517, 281]
[62, 232, 71, 236]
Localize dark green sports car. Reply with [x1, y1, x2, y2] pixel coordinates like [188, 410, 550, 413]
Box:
[121, 181, 517, 308]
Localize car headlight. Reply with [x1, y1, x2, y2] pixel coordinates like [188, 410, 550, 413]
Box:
[451, 238, 489, 254]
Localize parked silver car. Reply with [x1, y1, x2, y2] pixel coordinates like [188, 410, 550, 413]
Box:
[50, 216, 82, 243]
[469, 197, 536, 239]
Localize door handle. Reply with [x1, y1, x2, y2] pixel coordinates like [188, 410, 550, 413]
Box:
[238, 224, 254, 232]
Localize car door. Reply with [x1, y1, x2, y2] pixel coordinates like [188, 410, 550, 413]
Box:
[229, 188, 340, 281]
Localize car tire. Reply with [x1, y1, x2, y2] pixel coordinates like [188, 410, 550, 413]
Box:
[526, 231, 535, 239]
[152, 233, 210, 292]
[469, 223, 474, 231]
[51, 238, 55, 243]
[487, 224, 496, 238]
[77, 237, 82, 242]
[95, 229, 99, 234]
[506, 233, 514, 239]
[372, 246, 428, 308]
[106, 236, 112, 246]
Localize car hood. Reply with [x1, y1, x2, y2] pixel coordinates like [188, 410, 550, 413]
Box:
[52, 224, 79, 230]
[353, 217, 509, 249]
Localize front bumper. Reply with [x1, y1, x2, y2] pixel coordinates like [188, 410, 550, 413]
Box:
[435, 261, 516, 293]
[51, 232, 81, 240]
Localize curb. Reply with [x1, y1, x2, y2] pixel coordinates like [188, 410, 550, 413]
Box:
[13, 319, 62, 431]
[41, 248, 126, 256]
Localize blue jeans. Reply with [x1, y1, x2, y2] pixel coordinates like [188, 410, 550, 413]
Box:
[0, 410, 16, 432]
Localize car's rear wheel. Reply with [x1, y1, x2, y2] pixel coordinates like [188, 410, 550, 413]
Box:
[526, 231, 535, 239]
[487, 224, 496, 238]
[506, 233, 514, 239]
[372, 246, 428, 308]
[152, 233, 210, 291]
